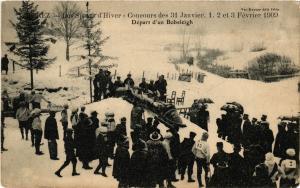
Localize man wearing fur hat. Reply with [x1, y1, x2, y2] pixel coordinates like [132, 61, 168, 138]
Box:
[105, 112, 116, 159]
[44, 111, 59, 160]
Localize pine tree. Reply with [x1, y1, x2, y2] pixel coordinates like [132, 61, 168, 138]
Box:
[81, 2, 109, 68]
[10, 1, 54, 89]
[81, 2, 110, 102]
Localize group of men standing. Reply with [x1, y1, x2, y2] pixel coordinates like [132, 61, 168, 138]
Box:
[93, 68, 168, 102]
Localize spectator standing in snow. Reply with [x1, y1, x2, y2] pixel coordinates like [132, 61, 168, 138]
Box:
[30, 90, 50, 109]
[70, 107, 79, 146]
[128, 139, 148, 187]
[55, 128, 80, 177]
[60, 104, 69, 139]
[1, 54, 9, 74]
[115, 117, 127, 144]
[95, 69, 108, 101]
[274, 122, 288, 159]
[192, 132, 210, 187]
[114, 76, 125, 89]
[32, 109, 43, 155]
[227, 144, 247, 187]
[280, 148, 298, 188]
[112, 136, 130, 188]
[44, 111, 59, 160]
[209, 142, 229, 187]
[179, 131, 196, 182]
[241, 113, 254, 148]
[198, 104, 210, 131]
[146, 131, 169, 188]
[94, 125, 110, 177]
[155, 75, 167, 102]
[260, 121, 274, 153]
[130, 103, 144, 130]
[124, 73, 135, 88]
[139, 77, 149, 93]
[105, 112, 117, 159]
[16, 101, 30, 140]
[162, 132, 177, 188]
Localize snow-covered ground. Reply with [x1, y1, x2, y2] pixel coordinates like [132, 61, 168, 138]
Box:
[1, 3, 299, 187]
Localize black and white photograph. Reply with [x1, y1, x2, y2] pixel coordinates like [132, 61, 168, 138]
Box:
[1, 1, 299, 188]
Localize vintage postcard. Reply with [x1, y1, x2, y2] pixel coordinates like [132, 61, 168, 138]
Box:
[1, 1, 299, 188]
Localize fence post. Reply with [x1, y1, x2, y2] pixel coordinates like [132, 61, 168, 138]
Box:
[59, 65, 61, 77]
[157, 72, 159, 78]
[13, 61, 15, 73]
[142, 71, 145, 78]
[167, 72, 169, 79]
[78, 67, 80, 77]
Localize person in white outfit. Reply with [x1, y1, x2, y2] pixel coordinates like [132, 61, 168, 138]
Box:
[192, 132, 210, 187]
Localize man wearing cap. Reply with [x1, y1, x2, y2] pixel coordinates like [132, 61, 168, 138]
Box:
[179, 132, 197, 182]
[114, 76, 125, 89]
[260, 121, 274, 153]
[274, 122, 288, 159]
[55, 128, 80, 177]
[192, 132, 210, 187]
[124, 73, 135, 88]
[154, 75, 167, 102]
[44, 111, 59, 160]
[61, 104, 69, 139]
[210, 142, 229, 187]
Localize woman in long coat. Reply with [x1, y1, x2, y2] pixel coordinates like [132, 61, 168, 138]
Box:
[128, 139, 148, 187]
[113, 136, 130, 188]
[145, 132, 168, 188]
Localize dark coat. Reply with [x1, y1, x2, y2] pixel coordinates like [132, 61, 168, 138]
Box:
[64, 136, 76, 158]
[227, 152, 247, 187]
[261, 128, 274, 153]
[77, 117, 98, 161]
[139, 82, 148, 93]
[124, 78, 135, 87]
[115, 123, 127, 143]
[114, 80, 124, 88]
[1, 57, 9, 70]
[130, 106, 144, 130]
[154, 79, 167, 94]
[95, 72, 108, 89]
[242, 119, 255, 147]
[146, 140, 169, 184]
[209, 151, 229, 187]
[170, 132, 180, 159]
[44, 116, 59, 140]
[179, 138, 195, 163]
[113, 144, 130, 182]
[95, 133, 110, 158]
[129, 149, 148, 187]
[273, 131, 288, 158]
[198, 109, 209, 131]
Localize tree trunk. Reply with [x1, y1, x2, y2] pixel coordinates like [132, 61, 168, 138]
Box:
[66, 41, 70, 61]
[30, 62, 34, 89]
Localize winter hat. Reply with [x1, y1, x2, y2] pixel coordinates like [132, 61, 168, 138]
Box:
[91, 111, 98, 116]
[201, 132, 209, 140]
[63, 104, 69, 109]
[99, 126, 108, 134]
[150, 131, 161, 141]
[120, 117, 126, 123]
[286, 148, 296, 157]
[164, 132, 173, 139]
[265, 152, 275, 165]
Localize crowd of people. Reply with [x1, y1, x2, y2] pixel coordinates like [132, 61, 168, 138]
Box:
[1, 72, 299, 188]
[93, 69, 168, 102]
